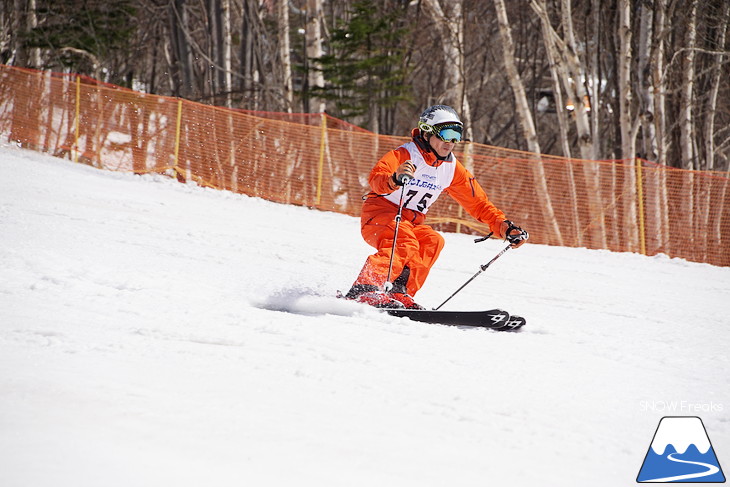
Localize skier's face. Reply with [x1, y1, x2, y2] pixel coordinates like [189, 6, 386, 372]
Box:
[429, 135, 455, 158]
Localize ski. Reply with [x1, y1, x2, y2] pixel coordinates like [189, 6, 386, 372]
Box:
[336, 291, 526, 331]
[384, 308, 526, 331]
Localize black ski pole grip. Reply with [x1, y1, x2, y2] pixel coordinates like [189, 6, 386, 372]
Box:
[396, 173, 413, 185]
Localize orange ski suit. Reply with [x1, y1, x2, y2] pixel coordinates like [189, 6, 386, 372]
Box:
[350, 137, 507, 297]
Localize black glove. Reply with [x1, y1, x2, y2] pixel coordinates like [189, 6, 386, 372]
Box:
[500, 220, 529, 248]
[392, 161, 416, 186]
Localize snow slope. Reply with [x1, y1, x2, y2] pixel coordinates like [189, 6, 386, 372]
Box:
[1, 145, 729, 486]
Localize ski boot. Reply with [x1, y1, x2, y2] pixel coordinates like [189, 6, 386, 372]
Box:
[387, 292, 425, 310]
[344, 285, 404, 309]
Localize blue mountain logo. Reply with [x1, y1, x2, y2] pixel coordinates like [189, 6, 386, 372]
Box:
[637, 416, 725, 483]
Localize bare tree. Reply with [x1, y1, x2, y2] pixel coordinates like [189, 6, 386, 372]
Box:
[420, 0, 472, 138]
[679, 0, 698, 171]
[222, 0, 232, 107]
[240, 0, 256, 107]
[494, 0, 563, 245]
[586, 0, 602, 162]
[531, 0, 606, 248]
[277, 0, 293, 112]
[702, 1, 729, 171]
[207, 0, 232, 106]
[169, 0, 196, 99]
[305, 0, 325, 113]
[530, 0, 595, 161]
[651, 0, 669, 167]
[636, 2, 657, 161]
[9, 0, 41, 67]
[617, 0, 639, 251]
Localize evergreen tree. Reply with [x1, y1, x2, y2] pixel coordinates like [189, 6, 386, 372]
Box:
[310, 0, 412, 132]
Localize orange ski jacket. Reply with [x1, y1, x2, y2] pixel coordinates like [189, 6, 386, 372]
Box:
[362, 131, 506, 235]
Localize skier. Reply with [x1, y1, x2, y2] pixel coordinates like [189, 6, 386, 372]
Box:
[345, 105, 528, 309]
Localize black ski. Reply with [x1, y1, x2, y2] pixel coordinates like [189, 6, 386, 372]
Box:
[384, 308, 526, 331]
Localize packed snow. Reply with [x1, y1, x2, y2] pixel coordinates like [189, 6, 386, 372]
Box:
[1, 144, 728, 486]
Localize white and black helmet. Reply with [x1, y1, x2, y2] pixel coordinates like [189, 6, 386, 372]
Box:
[419, 105, 462, 126]
[418, 105, 463, 143]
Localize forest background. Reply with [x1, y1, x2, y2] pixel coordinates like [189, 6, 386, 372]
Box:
[2, 0, 729, 171]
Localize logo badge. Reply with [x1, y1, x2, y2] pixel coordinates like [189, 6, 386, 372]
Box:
[637, 416, 725, 483]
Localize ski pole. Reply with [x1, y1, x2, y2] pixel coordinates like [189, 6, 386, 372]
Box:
[433, 242, 512, 310]
[383, 177, 411, 292]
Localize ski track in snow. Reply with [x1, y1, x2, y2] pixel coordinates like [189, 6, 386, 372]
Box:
[1, 144, 729, 487]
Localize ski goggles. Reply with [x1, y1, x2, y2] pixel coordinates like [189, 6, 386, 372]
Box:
[418, 121, 463, 143]
[434, 124, 463, 143]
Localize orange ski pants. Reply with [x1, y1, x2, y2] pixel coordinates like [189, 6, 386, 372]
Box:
[352, 197, 445, 296]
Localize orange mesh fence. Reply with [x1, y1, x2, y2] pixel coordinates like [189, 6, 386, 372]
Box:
[236, 109, 373, 133]
[2, 65, 728, 266]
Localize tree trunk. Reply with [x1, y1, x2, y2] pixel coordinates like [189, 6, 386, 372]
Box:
[240, 0, 258, 108]
[531, 0, 604, 248]
[26, 0, 40, 68]
[703, 2, 729, 258]
[679, 0, 698, 250]
[649, 0, 671, 255]
[588, 0, 601, 161]
[493, 0, 563, 246]
[208, 0, 221, 101]
[222, 0, 232, 107]
[277, 0, 293, 112]
[637, 3, 662, 255]
[556, 0, 594, 161]
[545, 52, 571, 159]
[305, 0, 325, 113]
[170, 0, 195, 98]
[421, 0, 472, 139]
[651, 0, 668, 166]
[636, 3, 657, 161]
[679, 0, 698, 171]
[11, 0, 27, 66]
[617, 0, 640, 252]
[703, 1, 729, 172]
[538, 2, 580, 245]
[528, 0, 597, 156]
[494, 1, 539, 155]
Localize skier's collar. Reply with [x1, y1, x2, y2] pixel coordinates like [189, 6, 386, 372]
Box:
[411, 128, 449, 167]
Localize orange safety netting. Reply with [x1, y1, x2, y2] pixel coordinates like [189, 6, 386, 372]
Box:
[2, 64, 728, 266]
